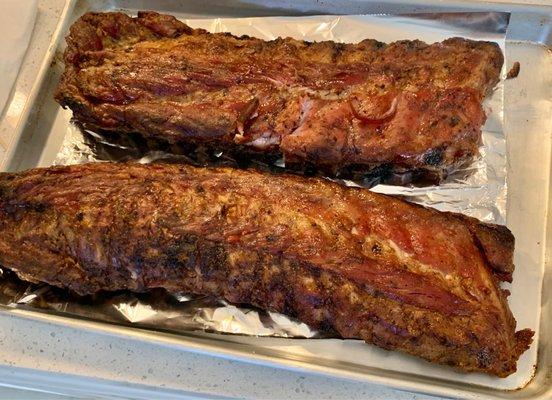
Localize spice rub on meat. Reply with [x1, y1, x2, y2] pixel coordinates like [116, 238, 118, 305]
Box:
[55, 12, 504, 183]
[0, 163, 532, 376]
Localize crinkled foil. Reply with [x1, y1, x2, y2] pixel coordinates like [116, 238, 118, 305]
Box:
[0, 12, 509, 338]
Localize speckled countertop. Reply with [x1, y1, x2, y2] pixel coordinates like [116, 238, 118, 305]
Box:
[0, 1, 548, 399]
[0, 313, 446, 399]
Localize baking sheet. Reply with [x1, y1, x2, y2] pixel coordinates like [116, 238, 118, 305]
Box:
[22, 11, 508, 340]
[0, 10, 543, 393]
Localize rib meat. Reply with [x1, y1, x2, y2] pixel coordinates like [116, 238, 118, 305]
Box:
[55, 12, 503, 183]
[0, 163, 532, 376]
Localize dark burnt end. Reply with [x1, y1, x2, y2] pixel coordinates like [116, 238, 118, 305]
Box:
[164, 243, 188, 270]
[423, 148, 443, 166]
[281, 294, 299, 319]
[0, 183, 9, 211]
[302, 163, 318, 177]
[129, 252, 144, 278]
[302, 293, 325, 308]
[171, 234, 200, 270]
[450, 115, 460, 127]
[306, 264, 322, 279]
[318, 318, 337, 334]
[360, 163, 393, 187]
[197, 240, 229, 279]
[438, 335, 454, 347]
[263, 269, 286, 307]
[331, 43, 346, 60]
[3, 201, 49, 217]
[409, 336, 422, 345]
[476, 347, 493, 368]
[31, 203, 47, 213]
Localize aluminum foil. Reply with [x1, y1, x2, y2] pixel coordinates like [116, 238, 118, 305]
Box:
[0, 12, 509, 339]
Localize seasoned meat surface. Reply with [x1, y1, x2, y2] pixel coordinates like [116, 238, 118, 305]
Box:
[0, 163, 532, 376]
[55, 11, 503, 183]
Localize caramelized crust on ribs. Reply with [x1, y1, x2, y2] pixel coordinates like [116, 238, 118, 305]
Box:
[55, 12, 503, 182]
[0, 163, 532, 376]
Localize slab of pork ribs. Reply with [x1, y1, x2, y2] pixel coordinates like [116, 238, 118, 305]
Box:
[55, 12, 503, 184]
[0, 163, 532, 376]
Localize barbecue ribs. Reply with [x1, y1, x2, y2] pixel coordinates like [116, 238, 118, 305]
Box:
[0, 163, 532, 376]
[55, 12, 503, 183]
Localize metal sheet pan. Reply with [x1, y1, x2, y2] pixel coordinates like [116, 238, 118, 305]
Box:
[0, 0, 550, 399]
[0, 10, 512, 354]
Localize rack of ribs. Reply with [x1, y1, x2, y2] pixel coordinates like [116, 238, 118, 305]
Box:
[0, 163, 532, 376]
[55, 11, 503, 184]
